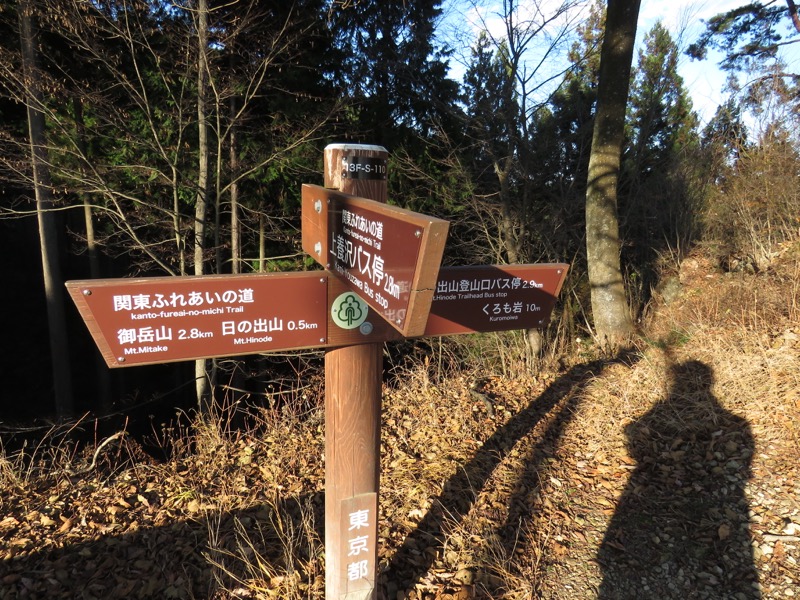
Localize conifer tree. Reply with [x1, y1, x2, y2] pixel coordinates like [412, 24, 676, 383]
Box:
[462, 32, 521, 262]
[621, 21, 700, 305]
[530, 0, 604, 205]
[626, 22, 698, 187]
[328, 0, 457, 147]
[688, 1, 800, 113]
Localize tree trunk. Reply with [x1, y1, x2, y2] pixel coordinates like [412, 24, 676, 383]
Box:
[19, 0, 74, 418]
[258, 211, 266, 272]
[585, 0, 640, 346]
[788, 0, 800, 33]
[230, 95, 240, 275]
[495, 156, 520, 264]
[173, 164, 185, 276]
[74, 96, 112, 412]
[194, 0, 210, 407]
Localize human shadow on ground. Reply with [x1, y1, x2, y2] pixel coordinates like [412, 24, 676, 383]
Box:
[381, 348, 640, 596]
[597, 360, 760, 598]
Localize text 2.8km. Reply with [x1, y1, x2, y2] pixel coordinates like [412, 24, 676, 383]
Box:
[179, 328, 213, 339]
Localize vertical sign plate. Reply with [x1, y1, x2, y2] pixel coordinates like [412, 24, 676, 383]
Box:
[302, 185, 448, 337]
[338, 493, 378, 598]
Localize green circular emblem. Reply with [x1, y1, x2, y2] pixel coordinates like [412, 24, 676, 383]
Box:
[331, 292, 369, 330]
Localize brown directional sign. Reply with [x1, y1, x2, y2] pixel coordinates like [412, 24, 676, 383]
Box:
[67, 264, 569, 365]
[66, 273, 328, 367]
[301, 184, 449, 338]
[424, 264, 569, 336]
[326, 264, 569, 345]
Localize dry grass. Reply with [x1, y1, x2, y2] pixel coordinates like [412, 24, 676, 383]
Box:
[1, 244, 798, 599]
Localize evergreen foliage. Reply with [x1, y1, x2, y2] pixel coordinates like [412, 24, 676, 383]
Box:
[687, 1, 800, 114]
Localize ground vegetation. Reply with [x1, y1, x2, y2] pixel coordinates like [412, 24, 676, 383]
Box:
[1, 1, 799, 596]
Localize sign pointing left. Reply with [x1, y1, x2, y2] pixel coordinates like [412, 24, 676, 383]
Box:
[66, 273, 328, 367]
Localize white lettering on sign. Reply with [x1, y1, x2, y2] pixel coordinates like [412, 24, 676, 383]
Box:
[117, 325, 174, 345]
[222, 318, 283, 335]
[341, 157, 387, 180]
[117, 317, 320, 347]
[485, 302, 525, 316]
[117, 326, 215, 346]
[128, 308, 225, 320]
[345, 507, 373, 583]
[348, 509, 370, 531]
[347, 560, 369, 581]
[331, 230, 388, 290]
[434, 277, 544, 296]
[342, 209, 384, 241]
[381, 308, 407, 324]
[113, 289, 255, 311]
[122, 345, 169, 355]
[221, 318, 321, 337]
[347, 535, 369, 557]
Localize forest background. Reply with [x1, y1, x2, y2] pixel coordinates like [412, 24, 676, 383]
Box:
[0, 0, 798, 424]
[1, 1, 799, 598]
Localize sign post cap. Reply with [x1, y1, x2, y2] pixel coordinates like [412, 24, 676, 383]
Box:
[325, 143, 387, 153]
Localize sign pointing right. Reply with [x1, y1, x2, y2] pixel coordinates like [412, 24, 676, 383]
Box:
[423, 264, 568, 337]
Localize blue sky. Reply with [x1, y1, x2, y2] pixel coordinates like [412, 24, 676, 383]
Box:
[440, 0, 799, 126]
[639, 0, 746, 124]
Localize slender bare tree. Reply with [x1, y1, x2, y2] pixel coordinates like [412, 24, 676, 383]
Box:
[18, 0, 73, 417]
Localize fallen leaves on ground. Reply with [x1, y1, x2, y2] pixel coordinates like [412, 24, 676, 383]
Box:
[1, 250, 799, 599]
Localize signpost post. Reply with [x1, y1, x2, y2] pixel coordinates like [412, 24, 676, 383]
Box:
[320, 144, 392, 599]
[66, 143, 568, 600]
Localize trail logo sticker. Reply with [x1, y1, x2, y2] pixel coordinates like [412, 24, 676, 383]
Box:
[332, 292, 369, 330]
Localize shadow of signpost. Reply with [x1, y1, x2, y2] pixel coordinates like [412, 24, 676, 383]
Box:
[381, 349, 639, 595]
[598, 360, 760, 598]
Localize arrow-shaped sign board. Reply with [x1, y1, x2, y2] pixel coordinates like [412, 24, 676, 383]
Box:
[327, 263, 569, 344]
[424, 264, 568, 336]
[65, 273, 328, 368]
[301, 184, 449, 338]
[67, 264, 568, 367]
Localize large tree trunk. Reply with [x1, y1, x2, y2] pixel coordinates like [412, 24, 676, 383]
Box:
[173, 163, 186, 276]
[788, 0, 800, 33]
[495, 156, 521, 264]
[585, 0, 639, 346]
[194, 0, 210, 407]
[19, 0, 73, 417]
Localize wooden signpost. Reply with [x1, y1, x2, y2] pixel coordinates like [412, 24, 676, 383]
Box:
[319, 144, 392, 600]
[66, 144, 568, 599]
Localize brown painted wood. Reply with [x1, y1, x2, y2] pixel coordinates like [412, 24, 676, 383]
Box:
[66, 265, 568, 367]
[62, 143, 571, 600]
[301, 184, 448, 337]
[325, 349, 381, 598]
[65, 273, 328, 367]
[424, 264, 569, 336]
[323, 143, 386, 600]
